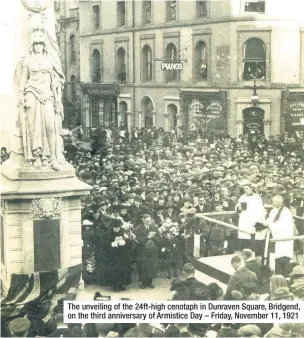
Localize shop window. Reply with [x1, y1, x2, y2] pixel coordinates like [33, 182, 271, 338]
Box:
[167, 0, 177, 21]
[92, 5, 100, 29]
[143, 0, 151, 24]
[117, 0, 126, 27]
[165, 43, 178, 83]
[195, 41, 208, 81]
[116, 47, 127, 84]
[92, 49, 101, 83]
[70, 34, 76, 63]
[245, 1, 265, 13]
[243, 38, 266, 81]
[142, 45, 153, 82]
[197, 0, 208, 17]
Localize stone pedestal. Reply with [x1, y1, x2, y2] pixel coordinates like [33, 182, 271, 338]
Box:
[0, 170, 91, 292]
[0, 0, 92, 295]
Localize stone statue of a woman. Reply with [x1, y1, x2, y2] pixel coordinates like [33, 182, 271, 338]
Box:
[15, 29, 66, 171]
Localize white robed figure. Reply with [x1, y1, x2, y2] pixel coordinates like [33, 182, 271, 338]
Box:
[14, 29, 66, 171]
[236, 184, 265, 253]
[263, 195, 294, 277]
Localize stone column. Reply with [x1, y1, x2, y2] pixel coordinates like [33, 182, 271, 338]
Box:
[152, 110, 156, 126]
[264, 119, 271, 138]
[164, 113, 169, 132]
[138, 110, 142, 128]
[126, 111, 132, 136]
[236, 120, 243, 136]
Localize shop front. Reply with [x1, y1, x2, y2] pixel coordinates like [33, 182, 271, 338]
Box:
[282, 91, 304, 136]
[180, 91, 228, 134]
[81, 83, 120, 138]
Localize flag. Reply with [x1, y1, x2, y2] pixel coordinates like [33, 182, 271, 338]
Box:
[1, 264, 82, 332]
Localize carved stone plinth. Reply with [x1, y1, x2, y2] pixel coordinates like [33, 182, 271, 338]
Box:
[1, 173, 91, 290]
[2, 162, 75, 180]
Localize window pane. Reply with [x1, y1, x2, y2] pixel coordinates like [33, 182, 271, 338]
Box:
[244, 38, 265, 60]
[92, 5, 100, 29]
[245, 1, 265, 13]
[117, 1, 126, 26]
[243, 62, 266, 80]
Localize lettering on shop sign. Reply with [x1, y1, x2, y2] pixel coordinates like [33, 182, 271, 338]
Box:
[206, 102, 223, 118]
[161, 62, 183, 71]
[289, 102, 304, 110]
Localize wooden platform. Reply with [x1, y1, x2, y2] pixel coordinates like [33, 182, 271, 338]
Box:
[193, 254, 235, 285]
[194, 253, 304, 285]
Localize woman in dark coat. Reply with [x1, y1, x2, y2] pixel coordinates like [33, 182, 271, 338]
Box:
[104, 218, 132, 291]
[141, 240, 158, 289]
[94, 212, 113, 286]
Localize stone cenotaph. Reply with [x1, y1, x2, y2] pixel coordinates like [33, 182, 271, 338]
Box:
[0, 0, 91, 291]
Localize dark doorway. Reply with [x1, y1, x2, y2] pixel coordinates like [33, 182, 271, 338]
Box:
[243, 107, 264, 136]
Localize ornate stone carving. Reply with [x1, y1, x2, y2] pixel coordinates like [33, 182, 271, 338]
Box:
[31, 198, 61, 218]
[21, 0, 52, 13]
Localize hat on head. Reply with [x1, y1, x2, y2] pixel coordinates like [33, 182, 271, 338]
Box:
[183, 263, 195, 274]
[111, 218, 123, 228]
[290, 265, 304, 276]
[273, 287, 293, 300]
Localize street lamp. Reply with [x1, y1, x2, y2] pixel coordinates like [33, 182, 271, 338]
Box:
[251, 80, 259, 106]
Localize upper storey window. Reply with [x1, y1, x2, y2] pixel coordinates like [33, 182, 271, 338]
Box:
[117, 0, 126, 27]
[243, 38, 266, 81]
[92, 5, 100, 30]
[143, 0, 152, 24]
[244, 1, 265, 13]
[197, 0, 208, 18]
[167, 0, 177, 21]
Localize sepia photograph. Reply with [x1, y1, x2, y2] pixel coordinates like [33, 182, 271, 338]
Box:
[0, 0, 304, 337]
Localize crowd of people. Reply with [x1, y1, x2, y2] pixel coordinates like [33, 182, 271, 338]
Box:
[2, 126, 304, 337]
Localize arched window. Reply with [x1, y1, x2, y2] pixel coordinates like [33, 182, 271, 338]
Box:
[71, 75, 77, 101]
[92, 49, 101, 83]
[142, 45, 152, 82]
[165, 43, 178, 83]
[119, 101, 128, 129]
[116, 47, 126, 83]
[70, 34, 76, 63]
[141, 96, 154, 128]
[167, 104, 178, 131]
[243, 38, 266, 80]
[195, 41, 207, 81]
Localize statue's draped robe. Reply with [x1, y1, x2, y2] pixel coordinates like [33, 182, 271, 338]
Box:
[21, 54, 64, 163]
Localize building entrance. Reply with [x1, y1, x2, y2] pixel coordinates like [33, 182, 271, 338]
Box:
[243, 107, 264, 136]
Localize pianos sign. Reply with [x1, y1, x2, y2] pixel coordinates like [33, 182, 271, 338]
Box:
[161, 62, 183, 71]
